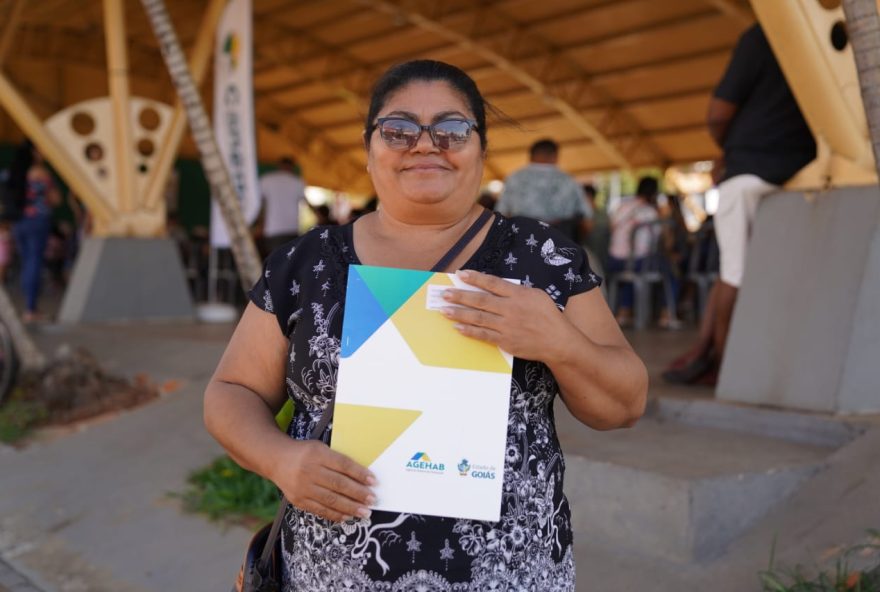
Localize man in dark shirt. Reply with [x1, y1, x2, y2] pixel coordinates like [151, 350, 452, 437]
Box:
[664, 23, 816, 385]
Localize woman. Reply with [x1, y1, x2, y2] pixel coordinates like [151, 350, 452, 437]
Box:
[606, 176, 664, 326]
[205, 60, 647, 590]
[5, 140, 60, 322]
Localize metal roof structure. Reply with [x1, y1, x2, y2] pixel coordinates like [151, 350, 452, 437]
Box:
[0, 0, 756, 193]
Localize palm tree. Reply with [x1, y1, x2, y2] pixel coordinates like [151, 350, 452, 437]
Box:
[0, 287, 46, 372]
[140, 0, 262, 290]
[843, 0, 880, 172]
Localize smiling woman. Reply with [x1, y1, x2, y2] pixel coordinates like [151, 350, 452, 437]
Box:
[204, 59, 649, 591]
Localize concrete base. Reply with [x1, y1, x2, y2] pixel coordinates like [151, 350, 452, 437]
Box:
[58, 238, 195, 323]
[557, 398, 861, 563]
[718, 186, 880, 413]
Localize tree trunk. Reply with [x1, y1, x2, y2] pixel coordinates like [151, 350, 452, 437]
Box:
[0, 286, 46, 372]
[139, 0, 262, 290]
[843, 0, 880, 173]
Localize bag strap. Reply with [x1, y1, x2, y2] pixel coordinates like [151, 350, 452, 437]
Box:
[256, 409, 330, 574]
[256, 207, 495, 573]
[430, 208, 494, 272]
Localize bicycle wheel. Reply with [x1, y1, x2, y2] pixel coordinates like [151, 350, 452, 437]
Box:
[0, 320, 18, 405]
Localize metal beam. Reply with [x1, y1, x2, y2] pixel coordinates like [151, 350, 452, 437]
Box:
[0, 69, 114, 223]
[0, 0, 25, 67]
[143, 0, 224, 210]
[359, 1, 666, 169]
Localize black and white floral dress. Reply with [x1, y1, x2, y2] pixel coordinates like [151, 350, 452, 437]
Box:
[250, 214, 601, 591]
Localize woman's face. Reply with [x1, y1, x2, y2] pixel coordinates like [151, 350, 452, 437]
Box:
[366, 80, 484, 221]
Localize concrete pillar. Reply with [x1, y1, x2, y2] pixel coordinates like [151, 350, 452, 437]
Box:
[59, 238, 195, 323]
[717, 186, 880, 413]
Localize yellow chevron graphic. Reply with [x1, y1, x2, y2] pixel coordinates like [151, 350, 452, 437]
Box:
[331, 404, 422, 468]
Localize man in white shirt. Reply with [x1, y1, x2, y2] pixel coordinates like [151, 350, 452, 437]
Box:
[258, 157, 307, 254]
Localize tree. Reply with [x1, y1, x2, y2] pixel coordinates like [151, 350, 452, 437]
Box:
[0, 287, 46, 373]
[140, 0, 262, 290]
[843, 0, 880, 174]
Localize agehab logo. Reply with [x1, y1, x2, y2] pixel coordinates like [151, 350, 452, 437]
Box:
[406, 452, 445, 474]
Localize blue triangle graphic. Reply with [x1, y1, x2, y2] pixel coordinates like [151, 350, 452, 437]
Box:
[356, 265, 433, 318]
[341, 266, 391, 358]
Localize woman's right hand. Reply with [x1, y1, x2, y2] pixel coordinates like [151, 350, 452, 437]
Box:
[271, 439, 377, 523]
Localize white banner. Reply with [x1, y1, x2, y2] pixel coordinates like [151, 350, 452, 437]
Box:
[210, 0, 261, 248]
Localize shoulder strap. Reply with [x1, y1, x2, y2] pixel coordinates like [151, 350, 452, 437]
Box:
[258, 403, 331, 571]
[258, 208, 494, 571]
[430, 208, 494, 272]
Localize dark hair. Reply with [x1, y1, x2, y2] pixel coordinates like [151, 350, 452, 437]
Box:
[636, 176, 659, 201]
[364, 60, 488, 150]
[529, 139, 558, 159]
[582, 183, 597, 198]
[6, 140, 35, 203]
[279, 156, 296, 168]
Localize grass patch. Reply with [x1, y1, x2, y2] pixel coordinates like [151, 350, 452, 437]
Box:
[0, 389, 47, 444]
[179, 455, 279, 527]
[760, 532, 880, 591]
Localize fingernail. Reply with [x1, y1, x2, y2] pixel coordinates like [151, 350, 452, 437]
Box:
[454, 323, 466, 332]
[442, 290, 454, 300]
[366, 475, 378, 486]
[457, 270, 471, 279]
[357, 507, 372, 519]
[365, 495, 377, 505]
[441, 307, 455, 317]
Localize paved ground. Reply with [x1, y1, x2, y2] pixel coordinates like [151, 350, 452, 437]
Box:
[0, 318, 877, 592]
[0, 557, 43, 592]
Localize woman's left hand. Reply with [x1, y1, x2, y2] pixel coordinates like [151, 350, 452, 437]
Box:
[441, 269, 574, 362]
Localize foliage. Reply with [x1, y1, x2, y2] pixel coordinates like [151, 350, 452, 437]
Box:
[760, 532, 880, 592]
[179, 455, 279, 527]
[0, 388, 46, 444]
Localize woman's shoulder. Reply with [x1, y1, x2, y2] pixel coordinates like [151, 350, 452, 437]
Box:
[488, 215, 599, 303]
[500, 215, 581, 252]
[265, 224, 348, 270]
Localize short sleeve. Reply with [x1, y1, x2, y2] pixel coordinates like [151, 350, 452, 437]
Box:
[247, 240, 301, 337]
[567, 239, 602, 300]
[714, 25, 765, 106]
[505, 218, 601, 309]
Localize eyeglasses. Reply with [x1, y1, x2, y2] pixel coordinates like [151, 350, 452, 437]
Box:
[373, 117, 478, 151]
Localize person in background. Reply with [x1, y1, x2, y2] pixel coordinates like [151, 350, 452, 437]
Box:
[257, 157, 308, 256]
[495, 139, 592, 242]
[205, 59, 647, 591]
[348, 194, 378, 221]
[0, 221, 12, 285]
[582, 183, 610, 269]
[659, 193, 691, 321]
[605, 176, 676, 327]
[312, 204, 337, 226]
[5, 140, 61, 322]
[663, 23, 816, 384]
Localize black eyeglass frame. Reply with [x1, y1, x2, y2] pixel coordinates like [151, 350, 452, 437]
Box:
[370, 117, 479, 151]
